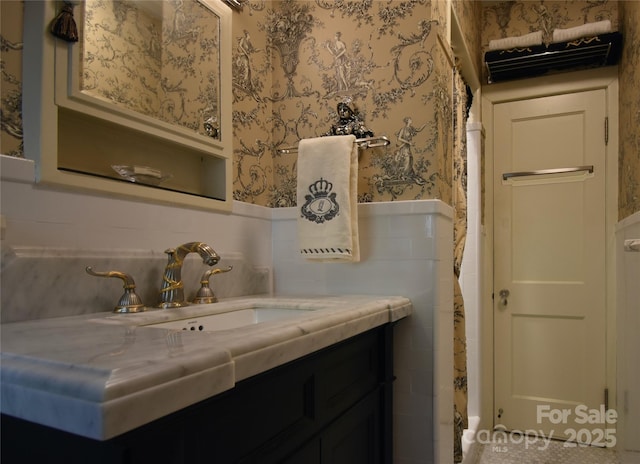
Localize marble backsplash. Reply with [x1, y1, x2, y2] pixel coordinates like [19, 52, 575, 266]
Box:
[0, 245, 270, 323]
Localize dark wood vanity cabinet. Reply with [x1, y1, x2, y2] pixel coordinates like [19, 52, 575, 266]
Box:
[2, 324, 394, 464]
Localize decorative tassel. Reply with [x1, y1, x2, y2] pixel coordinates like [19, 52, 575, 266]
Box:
[50, 1, 79, 43]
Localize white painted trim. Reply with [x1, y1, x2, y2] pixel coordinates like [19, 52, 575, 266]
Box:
[0, 154, 271, 221]
[0, 155, 35, 183]
[231, 200, 272, 220]
[616, 210, 640, 232]
[22, 0, 233, 213]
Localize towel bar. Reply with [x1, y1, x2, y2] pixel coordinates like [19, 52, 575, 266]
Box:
[277, 135, 390, 155]
[502, 165, 594, 181]
[624, 239, 640, 252]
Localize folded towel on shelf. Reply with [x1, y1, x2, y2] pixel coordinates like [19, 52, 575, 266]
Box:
[297, 134, 360, 262]
[552, 20, 611, 43]
[488, 30, 543, 51]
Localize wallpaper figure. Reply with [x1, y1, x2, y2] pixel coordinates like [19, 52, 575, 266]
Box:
[369, 115, 430, 200]
[326, 32, 349, 92]
[233, 29, 262, 99]
[237, 30, 257, 84]
[395, 116, 426, 184]
[317, 33, 376, 99]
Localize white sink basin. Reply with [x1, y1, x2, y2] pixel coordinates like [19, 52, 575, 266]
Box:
[145, 307, 315, 332]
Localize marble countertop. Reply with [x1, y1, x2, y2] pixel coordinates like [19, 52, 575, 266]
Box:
[0, 294, 411, 440]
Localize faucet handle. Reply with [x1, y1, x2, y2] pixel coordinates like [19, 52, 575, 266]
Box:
[86, 267, 146, 313]
[192, 266, 233, 304]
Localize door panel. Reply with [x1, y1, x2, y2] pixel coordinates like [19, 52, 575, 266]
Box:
[511, 181, 586, 283]
[493, 90, 607, 439]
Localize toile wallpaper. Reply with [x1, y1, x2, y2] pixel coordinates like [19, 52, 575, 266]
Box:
[81, 0, 221, 139]
[231, 0, 457, 207]
[452, 0, 482, 80]
[618, 0, 640, 220]
[1, 0, 638, 218]
[452, 65, 469, 464]
[1, 0, 23, 159]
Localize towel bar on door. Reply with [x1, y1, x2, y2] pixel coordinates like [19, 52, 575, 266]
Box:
[624, 239, 640, 252]
[277, 135, 390, 155]
[502, 165, 594, 181]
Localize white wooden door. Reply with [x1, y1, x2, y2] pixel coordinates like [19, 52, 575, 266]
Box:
[493, 90, 608, 441]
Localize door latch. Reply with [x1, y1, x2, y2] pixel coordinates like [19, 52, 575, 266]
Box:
[499, 289, 510, 306]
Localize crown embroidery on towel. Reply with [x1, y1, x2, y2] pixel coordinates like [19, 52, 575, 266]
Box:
[301, 177, 339, 223]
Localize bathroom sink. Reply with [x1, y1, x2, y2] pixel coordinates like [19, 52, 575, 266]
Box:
[144, 307, 316, 332]
[94, 297, 347, 333]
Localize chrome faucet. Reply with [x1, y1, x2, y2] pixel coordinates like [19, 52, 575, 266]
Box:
[158, 242, 220, 308]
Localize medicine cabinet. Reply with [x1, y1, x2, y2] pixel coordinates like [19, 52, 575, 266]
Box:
[23, 0, 233, 211]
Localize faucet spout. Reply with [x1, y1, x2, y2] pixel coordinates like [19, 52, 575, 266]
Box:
[158, 242, 220, 308]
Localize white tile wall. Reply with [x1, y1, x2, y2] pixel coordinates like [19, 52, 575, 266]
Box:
[0, 155, 273, 267]
[1, 155, 455, 462]
[616, 211, 640, 463]
[271, 200, 454, 464]
[0, 155, 274, 320]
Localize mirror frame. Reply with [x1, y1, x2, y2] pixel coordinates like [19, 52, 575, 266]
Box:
[23, 0, 233, 212]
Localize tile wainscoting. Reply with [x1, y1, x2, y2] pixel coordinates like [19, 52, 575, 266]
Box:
[616, 211, 640, 464]
[272, 201, 454, 464]
[1, 155, 455, 463]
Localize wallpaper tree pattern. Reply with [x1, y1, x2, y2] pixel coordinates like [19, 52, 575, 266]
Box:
[1, 0, 638, 219]
[231, 0, 455, 207]
[81, 0, 222, 139]
[0, 1, 23, 158]
[618, 1, 640, 219]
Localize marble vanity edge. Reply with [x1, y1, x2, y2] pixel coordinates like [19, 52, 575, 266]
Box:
[0, 320, 235, 402]
[101, 360, 236, 440]
[1, 296, 412, 440]
[1, 360, 236, 440]
[0, 353, 112, 402]
[101, 345, 234, 401]
[1, 381, 105, 439]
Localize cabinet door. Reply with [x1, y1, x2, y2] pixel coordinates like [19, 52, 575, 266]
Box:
[281, 437, 321, 464]
[320, 389, 382, 464]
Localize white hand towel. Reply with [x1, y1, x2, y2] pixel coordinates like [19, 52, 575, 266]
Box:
[297, 135, 360, 262]
[552, 20, 611, 43]
[488, 30, 543, 51]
